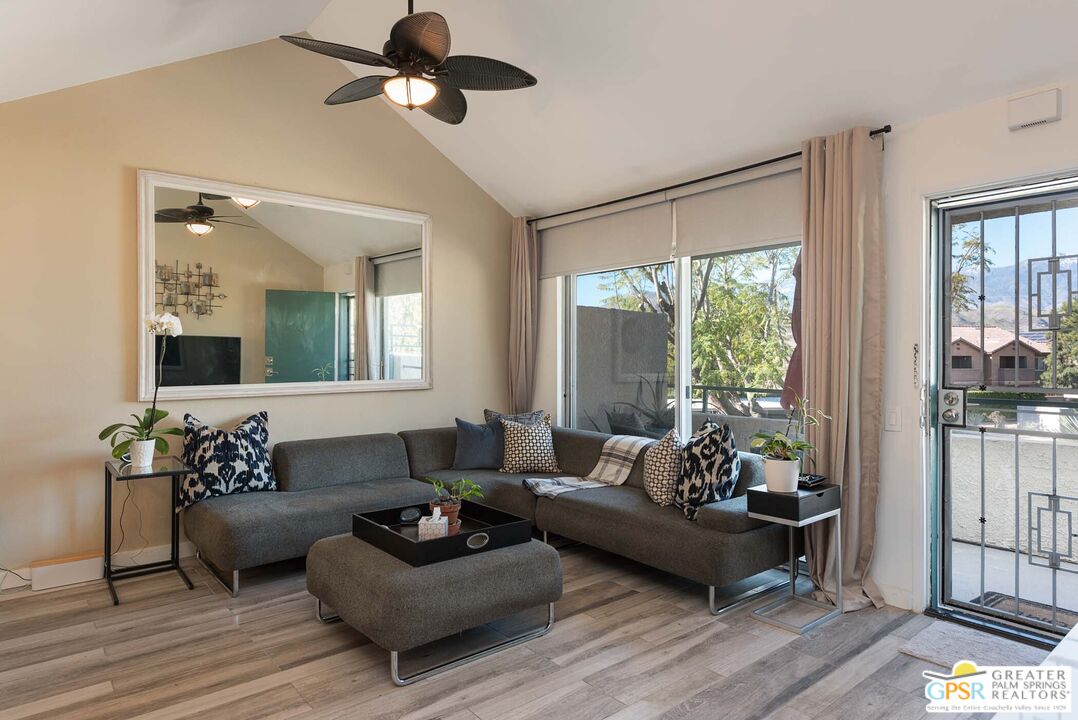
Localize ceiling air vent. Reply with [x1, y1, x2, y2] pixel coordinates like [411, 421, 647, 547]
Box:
[1008, 88, 1062, 131]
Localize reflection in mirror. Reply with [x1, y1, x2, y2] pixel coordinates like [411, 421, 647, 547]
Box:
[151, 183, 425, 390]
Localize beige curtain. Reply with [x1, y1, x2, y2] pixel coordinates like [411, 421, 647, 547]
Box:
[508, 217, 540, 413]
[354, 256, 375, 380]
[802, 127, 885, 611]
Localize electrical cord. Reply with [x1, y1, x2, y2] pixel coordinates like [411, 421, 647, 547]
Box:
[0, 563, 30, 594]
[0, 565, 30, 582]
[128, 484, 149, 564]
[111, 482, 149, 569]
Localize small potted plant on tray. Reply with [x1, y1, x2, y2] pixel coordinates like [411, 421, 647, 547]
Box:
[750, 396, 829, 493]
[428, 478, 485, 535]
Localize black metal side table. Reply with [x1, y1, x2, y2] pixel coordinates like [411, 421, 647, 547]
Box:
[104, 456, 195, 605]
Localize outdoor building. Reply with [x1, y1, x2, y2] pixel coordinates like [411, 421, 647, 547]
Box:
[950, 325, 1049, 386]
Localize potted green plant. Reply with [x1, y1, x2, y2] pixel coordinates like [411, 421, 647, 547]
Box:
[750, 396, 829, 493]
[98, 313, 184, 466]
[427, 478, 484, 534]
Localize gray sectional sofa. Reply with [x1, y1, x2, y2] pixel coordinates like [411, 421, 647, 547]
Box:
[184, 424, 790, 609]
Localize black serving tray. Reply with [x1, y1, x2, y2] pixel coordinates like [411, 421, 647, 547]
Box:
[352, 500, 532, 566]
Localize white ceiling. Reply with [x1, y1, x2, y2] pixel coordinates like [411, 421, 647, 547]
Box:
[247, 202, 422, 266]
[0, 0, 329, 104]
[309, 0, 1078, 217]
[155, 188, 421, 266]
[7, 1, 1078, 218]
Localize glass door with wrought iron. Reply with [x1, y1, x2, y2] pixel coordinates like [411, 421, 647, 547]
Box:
[935, 184, 1078, 638]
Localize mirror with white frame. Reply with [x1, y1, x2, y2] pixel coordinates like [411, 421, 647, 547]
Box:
[138, 170, 431, 400]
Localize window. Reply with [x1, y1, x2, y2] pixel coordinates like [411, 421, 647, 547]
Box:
[573, 262, 675, 438]
[690, 245, 798, 421]
[567, 246, 798, 447]
[952, 355, 973, 369]
[378, 293, 423, 380]
[997, 355, 1027, 369]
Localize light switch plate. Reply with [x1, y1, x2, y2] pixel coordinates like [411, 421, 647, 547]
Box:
[884, 407, 902, 432]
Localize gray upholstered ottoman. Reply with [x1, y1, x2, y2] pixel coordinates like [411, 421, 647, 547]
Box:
[306, 533, 563, 685]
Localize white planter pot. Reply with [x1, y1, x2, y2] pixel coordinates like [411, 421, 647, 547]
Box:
[129, 439, 156, 467]
[762, 457, 800, 493]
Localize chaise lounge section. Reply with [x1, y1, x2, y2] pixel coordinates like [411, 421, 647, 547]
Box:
[183, 433, 434, 595]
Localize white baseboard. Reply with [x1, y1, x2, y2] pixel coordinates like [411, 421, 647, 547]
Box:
[112, 540, 197, 569]
[1, 541, 196, 593]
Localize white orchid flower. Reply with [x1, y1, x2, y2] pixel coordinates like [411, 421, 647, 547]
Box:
[147, 312, 184, 336]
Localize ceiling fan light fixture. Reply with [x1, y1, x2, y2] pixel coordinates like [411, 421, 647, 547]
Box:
[185, 219, 215, 236]
[383, 75, 438, 109]
[231, 197, 261, 210]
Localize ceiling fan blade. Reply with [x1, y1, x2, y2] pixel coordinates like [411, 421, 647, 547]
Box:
[200, 193, 231, 200]
[280, 35, 394, 68]
[440, 55, 537, 91]
[155, 210, 189, 223]
[212, 220, 257, 229]
[421, 82, 467, 124]
[390, 12, 450, 65]
[325, 75, 391, 105]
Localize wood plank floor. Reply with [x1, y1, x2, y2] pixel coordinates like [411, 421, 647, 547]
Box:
[0, 543, 992, 720]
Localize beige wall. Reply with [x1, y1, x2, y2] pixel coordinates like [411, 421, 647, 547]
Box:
[155, 211, 327, 384]
[0, 39, 513, 570]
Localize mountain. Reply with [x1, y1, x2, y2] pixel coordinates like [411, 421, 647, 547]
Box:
[952, 259, 1076, 337]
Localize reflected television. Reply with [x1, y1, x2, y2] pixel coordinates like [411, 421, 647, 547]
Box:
[156, 335, 241, 386]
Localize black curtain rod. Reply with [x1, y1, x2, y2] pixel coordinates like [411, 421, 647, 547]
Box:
[528, 124, 892, 226]
[373, 246, 421, 261]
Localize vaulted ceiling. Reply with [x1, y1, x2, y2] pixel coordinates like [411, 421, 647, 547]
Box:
[5, 0, 1078, 218]
[0, 0, 329, 104]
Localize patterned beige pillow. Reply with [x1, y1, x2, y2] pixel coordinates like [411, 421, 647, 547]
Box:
[500, 418, 560, 473]
[643, 429, 682, 506]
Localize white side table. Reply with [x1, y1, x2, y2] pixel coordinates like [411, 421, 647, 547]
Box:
[747, 483, 843, 634]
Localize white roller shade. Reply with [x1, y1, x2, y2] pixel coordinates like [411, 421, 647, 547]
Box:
[375, 255, 422, 296]
[674, 168, 802, 257]
[539, 201, 673, 278]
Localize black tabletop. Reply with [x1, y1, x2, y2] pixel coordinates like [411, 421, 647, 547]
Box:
[105, 455, 192, 480]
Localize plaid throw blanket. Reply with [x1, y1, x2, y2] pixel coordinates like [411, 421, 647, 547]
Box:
[523, 435, 654, 498]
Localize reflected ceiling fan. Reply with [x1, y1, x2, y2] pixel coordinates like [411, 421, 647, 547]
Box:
[280, 1, 537, 125]
[155, 193, 257, 237]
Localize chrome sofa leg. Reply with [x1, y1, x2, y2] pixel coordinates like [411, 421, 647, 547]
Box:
[196, 551, 239, 597]
[708, 576, 788, 616]
[316, 599, 341, 624]
[542, 530, 548, 544]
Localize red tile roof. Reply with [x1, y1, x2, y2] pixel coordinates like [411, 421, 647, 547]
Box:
[951, 325, 1051, 355]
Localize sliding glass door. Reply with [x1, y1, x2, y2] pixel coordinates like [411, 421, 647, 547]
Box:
[688, 245, 799, 448]
[572, 262, 676, 437]
[565, 244, 798, 447]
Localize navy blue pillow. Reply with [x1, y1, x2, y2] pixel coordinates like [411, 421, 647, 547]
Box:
[453, 417, 502, 470]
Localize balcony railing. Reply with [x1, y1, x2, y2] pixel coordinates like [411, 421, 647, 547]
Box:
[693, 385, 785, 418]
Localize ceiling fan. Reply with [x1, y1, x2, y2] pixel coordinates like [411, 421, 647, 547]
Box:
[280, 1, 537, 125]
[155, 193, 256, 237]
